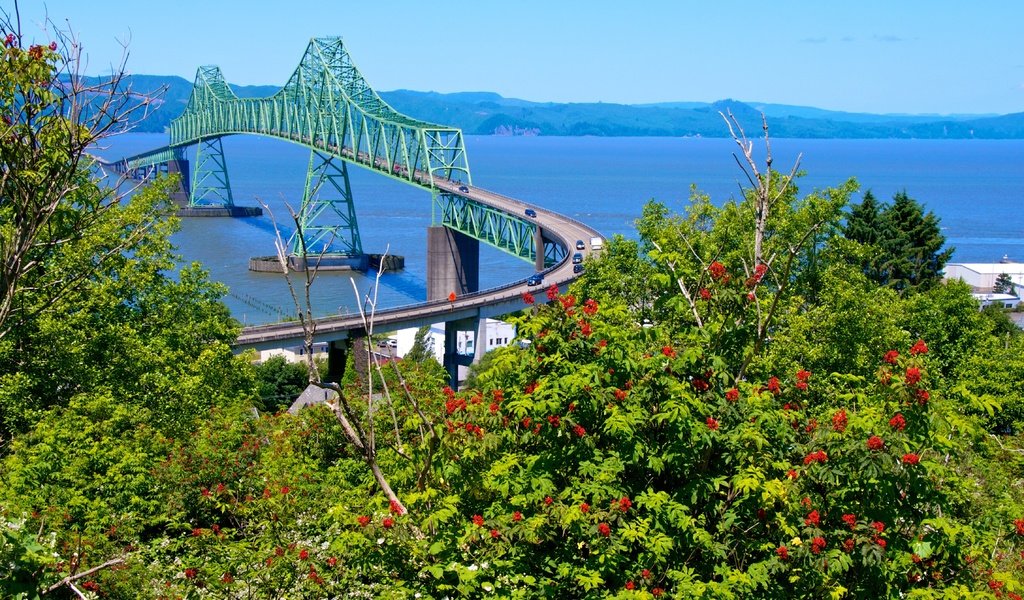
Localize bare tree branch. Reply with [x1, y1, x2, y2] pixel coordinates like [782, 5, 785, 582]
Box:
[0, 9, 166, 338]
[41, 557, 125, 595]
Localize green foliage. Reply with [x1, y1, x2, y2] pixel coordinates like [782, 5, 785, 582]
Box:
[902, 280, 988, 378]
[880, 191, 954, 292]
[575, 234, 659, 322]
[761, 262, 909, 378]
[253, 354, 320, 413]
[0, 20, 263, 597]
[405, 325, 437, 364]
[407, 282, 1005, 597]
[843, 190, 953, 294]
[995, 273, 1015, 295]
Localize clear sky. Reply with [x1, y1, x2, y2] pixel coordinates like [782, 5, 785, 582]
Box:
[7, 0, 1024, 115]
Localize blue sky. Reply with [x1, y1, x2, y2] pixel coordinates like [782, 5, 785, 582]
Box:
[9, 0, 1024, 115]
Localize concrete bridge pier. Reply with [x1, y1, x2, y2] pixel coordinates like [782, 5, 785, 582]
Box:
[427, 225, 479, 301]
[427, 225, 484, 389]
[443, 316, 479, 389]
[326, 339, 350, 384]
[166, 157, 191, 207]
[535, 224, 545, 271]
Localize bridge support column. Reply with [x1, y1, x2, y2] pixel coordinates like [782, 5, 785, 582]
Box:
[474, 317, 489, 364]
[427, 225, 479, 301]
[443, 317, 478, 389]
[166, 156, 191, 207]
[326, 339, 350, 384]
[534, 225, 545, 272]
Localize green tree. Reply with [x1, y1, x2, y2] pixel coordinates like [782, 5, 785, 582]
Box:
[842, 190, 953, 294]
[404, 325, 436, 363]
[878, 191, 954, 293]
[0, 15, 261, 596]
[842, 190, 885, 281]
[844, 190, 883, 247]
[995, 272, 1015, 295]
[574, 234, 658, 322]
[0, 20, 154, 338]
[254, 354, 320, 412]
[760, 261, 908, 379]
[902, 279, 989, 378]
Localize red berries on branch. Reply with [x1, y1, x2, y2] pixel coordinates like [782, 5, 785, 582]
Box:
[707, 261, 727, 282]
[832, 409, 848, 432]
[804, 450, 828, 465]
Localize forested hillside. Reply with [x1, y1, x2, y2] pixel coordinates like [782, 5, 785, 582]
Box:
[91, 73, 1024, 138]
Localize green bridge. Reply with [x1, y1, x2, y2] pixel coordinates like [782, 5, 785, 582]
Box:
[113, 37, 557, 267]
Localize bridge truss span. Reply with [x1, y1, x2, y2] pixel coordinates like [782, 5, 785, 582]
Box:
[169, 38, 471, 190]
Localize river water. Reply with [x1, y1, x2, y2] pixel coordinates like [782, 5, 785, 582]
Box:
[94, 134, 1024, 324]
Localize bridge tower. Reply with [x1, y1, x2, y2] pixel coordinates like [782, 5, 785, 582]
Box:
[291, 151, 363, 259]
[190, 136, 234, 207]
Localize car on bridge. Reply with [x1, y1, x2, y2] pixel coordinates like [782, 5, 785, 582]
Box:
[573, 264, 584, 274]
[458, 185, 469, 193]
[526, 273, 543, 286]
[572, 253, 583, 264]
[576, 239, 586, 250]
[525, 208, 537, 218]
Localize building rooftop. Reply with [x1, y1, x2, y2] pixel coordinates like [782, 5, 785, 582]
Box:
[948, 263, 1024, 275]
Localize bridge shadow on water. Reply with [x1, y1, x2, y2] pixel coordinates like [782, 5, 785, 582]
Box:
[372, 271, 428, 303]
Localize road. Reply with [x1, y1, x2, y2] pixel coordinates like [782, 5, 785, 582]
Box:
[236, 180, 602, 351]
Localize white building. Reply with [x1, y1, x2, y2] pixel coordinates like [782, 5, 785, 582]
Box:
[945, 260, 1024, 311]
[393, 318, 517, 364]
[254, 318, 517, 374]
[944, 260, 1024, 292]
[971, 293, 1021, 310]
[258, 342, 329, 363]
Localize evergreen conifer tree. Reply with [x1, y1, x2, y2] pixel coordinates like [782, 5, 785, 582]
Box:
[994, 272, 1015, 295]
[843, 190, 885, 281]
[844, 190, 883, 246]
[878, 190, 953, 293]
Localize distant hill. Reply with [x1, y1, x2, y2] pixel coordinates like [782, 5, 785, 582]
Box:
[103, 74, 1024, 139]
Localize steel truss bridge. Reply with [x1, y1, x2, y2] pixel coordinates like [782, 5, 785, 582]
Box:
[108, 37, 602, 385]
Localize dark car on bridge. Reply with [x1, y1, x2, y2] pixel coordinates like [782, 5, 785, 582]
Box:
[572, 253, 583, 264]
[573, 264, 584, 274]
[458, 185, 469, 193]
[526, 273, 543, 286]
[525, 208, 537, 218]
[576, 239, 586, 250]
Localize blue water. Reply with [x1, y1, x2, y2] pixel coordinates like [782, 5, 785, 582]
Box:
[94, 134, 1024, 324]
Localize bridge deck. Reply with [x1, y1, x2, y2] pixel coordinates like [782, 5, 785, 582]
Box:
[237, 182, 601, 350]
